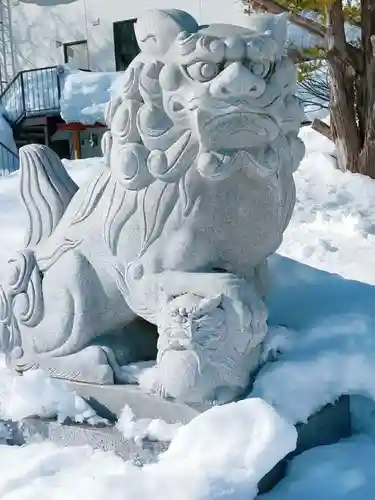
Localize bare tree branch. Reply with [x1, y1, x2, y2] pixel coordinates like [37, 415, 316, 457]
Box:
[297, 69, 330, 110]
[312, 118, 333, 140]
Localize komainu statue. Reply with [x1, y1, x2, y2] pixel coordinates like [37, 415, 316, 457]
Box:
[0, 9, 304, 405]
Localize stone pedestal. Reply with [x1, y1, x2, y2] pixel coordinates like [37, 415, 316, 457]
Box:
[62, 380, 202, 422]
[13, 418, 168, 465]
[8, 387, 351, 496]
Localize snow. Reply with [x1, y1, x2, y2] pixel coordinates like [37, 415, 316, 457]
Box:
[60, 69, 120, 125]
[263, 436, 375, 500]
[116, 404, 182, 443]
[159, 398, 297, 498]
[245, 128, 375, 423]
[281, 126, 375, 285]
[115, 398, 297, 500]
[251, 260, 375, 423]
[0, 398, 295, 500]
[0, 358, 103, 425]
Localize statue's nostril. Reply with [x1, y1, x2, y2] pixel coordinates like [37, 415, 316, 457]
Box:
[250, 85, 258, 92]
[172, 101, 184, 112]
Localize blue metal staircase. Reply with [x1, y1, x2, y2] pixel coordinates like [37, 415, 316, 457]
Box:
[0, 66, 66, 169]
[0, 66, 62, 125]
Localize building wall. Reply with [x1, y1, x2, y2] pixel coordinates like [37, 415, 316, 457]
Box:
[10, 0, 250, 74]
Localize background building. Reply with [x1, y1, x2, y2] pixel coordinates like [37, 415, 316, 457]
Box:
[8, 0, 249, 78]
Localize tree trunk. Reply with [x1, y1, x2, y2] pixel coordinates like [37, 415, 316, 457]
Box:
[357, 0, 375, 177]
[244, 0, 375, 178]
[326, 0, 361, 173]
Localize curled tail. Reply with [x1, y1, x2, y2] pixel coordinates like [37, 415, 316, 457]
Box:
[0, 250, 44, 361]
[19, 144, 78, 247]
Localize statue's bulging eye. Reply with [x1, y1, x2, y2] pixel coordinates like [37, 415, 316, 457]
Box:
[186, 61, 220, 82]
[246, 60, 274, 79]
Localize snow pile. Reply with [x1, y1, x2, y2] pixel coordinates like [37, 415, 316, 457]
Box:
[280, 126, 375, 285]
[0, 357, 102, 424]
[159, 398, 297, 499]
[250, 255, 375, 423]
[264, 436, 375, 500]
[116, 405, 181, 443]
[0, 398, 296, 500]
[60, 69, 120, 125]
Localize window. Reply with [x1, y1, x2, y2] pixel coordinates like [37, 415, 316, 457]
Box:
[113, 19, 140, 72]
[63, 40, 90, 71]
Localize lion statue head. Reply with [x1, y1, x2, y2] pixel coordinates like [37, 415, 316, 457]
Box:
[104, 9, 304, 190]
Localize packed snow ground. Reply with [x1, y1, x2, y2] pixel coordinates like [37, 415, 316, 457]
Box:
[1, 128, 375, 497]
[282, 127, 375, 285]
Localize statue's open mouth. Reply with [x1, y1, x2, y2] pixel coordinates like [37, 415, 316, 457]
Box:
[198, 111, 279, 150]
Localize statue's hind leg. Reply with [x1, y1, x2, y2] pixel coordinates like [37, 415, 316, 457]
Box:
[8, 251, 134, 384]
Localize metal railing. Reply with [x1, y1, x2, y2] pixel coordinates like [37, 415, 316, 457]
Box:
[0, 139, 18, 175]
[0, 66, 61, 124]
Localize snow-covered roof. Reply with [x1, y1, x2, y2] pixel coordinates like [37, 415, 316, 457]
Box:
[60, 68, 120, 125]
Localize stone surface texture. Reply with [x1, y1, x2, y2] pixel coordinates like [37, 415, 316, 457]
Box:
[14, 418, 169, 465]
[0, 9, 304, 406]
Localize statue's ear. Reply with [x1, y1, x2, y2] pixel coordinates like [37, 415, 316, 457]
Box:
[273, 13, 288, 46]
[246, 12, 287, 47]
[135, 9, 199, 58]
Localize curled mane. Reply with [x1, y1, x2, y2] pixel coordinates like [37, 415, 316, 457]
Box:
[103, 56, 201, 256]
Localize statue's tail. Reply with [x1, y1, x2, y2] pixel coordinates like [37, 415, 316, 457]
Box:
[19, 144, 78, 247]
